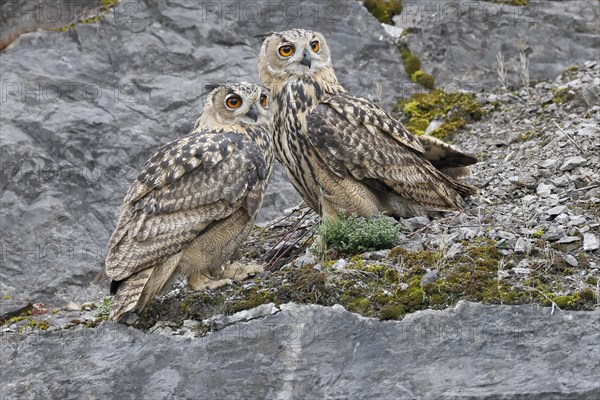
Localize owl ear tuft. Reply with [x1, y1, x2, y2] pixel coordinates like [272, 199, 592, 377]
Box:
[253, 32, 275, 41]
[204, 83, 223, 93]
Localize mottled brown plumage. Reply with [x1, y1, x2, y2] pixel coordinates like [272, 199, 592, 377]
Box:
[258, 29, 477, 221]
[97, 83, 273, 320]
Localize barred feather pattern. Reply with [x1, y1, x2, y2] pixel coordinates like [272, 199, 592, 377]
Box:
[259, 29, 477, 220]
[99, 85, 273, 320]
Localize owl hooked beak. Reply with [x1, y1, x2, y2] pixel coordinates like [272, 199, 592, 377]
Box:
[246, 104, 259, 122]
[300, 50, 312, 69]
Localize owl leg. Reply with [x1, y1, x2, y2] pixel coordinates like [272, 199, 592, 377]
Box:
[181, 209, 255, 291]
[307, 197, 339, 259]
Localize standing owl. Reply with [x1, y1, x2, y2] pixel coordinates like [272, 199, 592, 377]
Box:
[96, 82, 273, 320]
[257, 29, 477, 221]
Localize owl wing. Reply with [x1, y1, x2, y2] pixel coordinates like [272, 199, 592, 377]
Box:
[306, 94, 472, 210]
[104, 131, 270, 281]
[324, 93, 425, 154]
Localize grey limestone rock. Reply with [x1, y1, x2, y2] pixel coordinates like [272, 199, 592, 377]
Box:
[1, 302, 598, 400]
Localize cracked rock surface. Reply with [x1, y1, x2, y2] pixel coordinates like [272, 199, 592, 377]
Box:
[1, 302, 599, 400]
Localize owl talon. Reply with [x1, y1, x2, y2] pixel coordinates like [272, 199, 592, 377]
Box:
[193, 277, 233, 291]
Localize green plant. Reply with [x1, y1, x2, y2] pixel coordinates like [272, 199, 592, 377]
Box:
[320, 214, 402, 254]
[404, 54, 421, 76]
[363, 0, 403, 24]
[394, 90, 485, 138]
[95, 296, 113, 319]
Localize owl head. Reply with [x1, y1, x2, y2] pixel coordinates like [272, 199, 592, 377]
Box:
[258, 29, 335, 89]
[194, 82, 270, 131]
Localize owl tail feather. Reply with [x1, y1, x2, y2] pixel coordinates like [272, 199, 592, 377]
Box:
[109, 268, 154, 321]
[109, 252, 182, 321]
[419, 135, 478, 175]
[450, 178, 478, 199]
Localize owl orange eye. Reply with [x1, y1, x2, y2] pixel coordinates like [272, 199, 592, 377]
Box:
[225, 95, 242, 110]
[311, 40, 320, 53]
[260, 94, 268, 109]
[278, 45, 295, 57]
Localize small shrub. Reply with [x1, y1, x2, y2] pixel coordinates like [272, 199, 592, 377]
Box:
[320, 214, 402, 254]
[404, 54, 421, 76]
[364, 0, 403, 24]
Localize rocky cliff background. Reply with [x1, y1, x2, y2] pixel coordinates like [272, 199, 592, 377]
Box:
[1, 0, 599, 398]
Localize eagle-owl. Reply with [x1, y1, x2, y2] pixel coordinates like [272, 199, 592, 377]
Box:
[96, 83, 273, 320]
[257, 29, 477, 221]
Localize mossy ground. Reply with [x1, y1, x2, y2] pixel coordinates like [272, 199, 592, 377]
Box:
[0, 297, 112, 332]
[394, 90, 486, 138]
[132, 231, 598, 334]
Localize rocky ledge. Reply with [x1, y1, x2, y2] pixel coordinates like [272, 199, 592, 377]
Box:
[1, 302, 599, 400]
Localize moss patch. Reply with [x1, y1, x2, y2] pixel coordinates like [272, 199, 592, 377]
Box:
[394, 90, 486, 138]
[51, 0, 120, 32]
[126, 216, 598, 335]
[363, 0, 403, 24]
[402, 52, 421, 76]
[551, 87, 577, 105]
[487, 0, 528, 5]
[411, 71, 435, 90]
[400, 47, 435, 90]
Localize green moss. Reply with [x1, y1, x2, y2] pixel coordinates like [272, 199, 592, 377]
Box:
[346, 297, 372, 314]
[404, 54, 421, 76]
[412, 71, 435, 90]
[4, 314, 30, 325]
[129, 232, 597, 333]
[379, 304, 405, 320]
[551, 88, 576, 104]
[518, 130, 535, 142]
[578, 288, 596, 303]
[488, 0, 528, 5]
[320, 214, 402, 254]
[226, 289, 275, 314]
[395, 90, 485, 138]
[278, 266, 334, 304]
[9, 317, 51, 332]
[399, 47, 434, 90]
[532, 228, 544, 238]
[51, 0, 120, 32]
[363, 0, 403, 24]
[585, 276, 598, 286]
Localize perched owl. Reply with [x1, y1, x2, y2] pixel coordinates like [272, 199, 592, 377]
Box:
[258, 29, 477, 221]
[96, 83, 273, 320]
